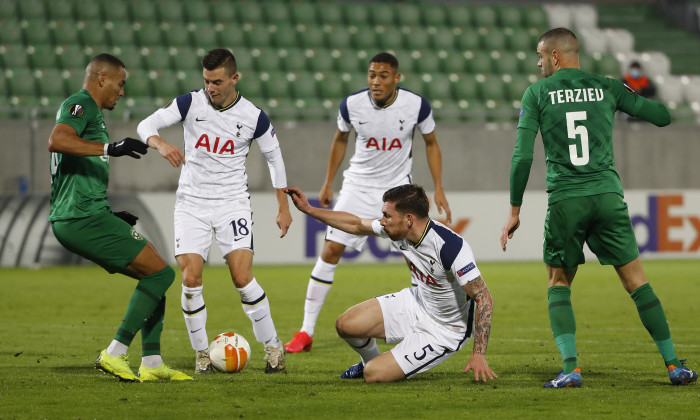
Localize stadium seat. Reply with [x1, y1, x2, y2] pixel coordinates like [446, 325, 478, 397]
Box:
[253, 49, 281, 73]
[378, 27, 404, 51]
[316, 72, 345, 99]
[17, 0, 45, 20]
[399, 73, 424, 94]
[351, 26, 377, 50]
[336, 49, 364, 73]
[161, 22, 191, 47]
[263, 2, 289, 24]
[298, 26, 326, 49]
[595, 54, 621, 77]
[244, 25, 272, 49]
[113, 45, 144, 70]
[135, 24, 164, 47]
[413, 51, 441, 74]
[0, 0, 17, 20]
[100, 0, 129, 21]
[156, 0, 185, 23]
[452, 74, 479, 100]
[271, 24, 299, 49]
[420, 4, 447, 27]
[578, 53, 596, 73]
[28, 44, 59, 70]
[79, 21, 109, 46]
[369, 3, 395, 26]
[396, 4, 421, 27]
[441, 52, 467, 74]
[150, 69, 180, 99]
[124, 70, 152, 97]
[217, 24, 246, 50]
[317, 3, 343, 25]
[462, 100, 488, 122]
[343, 3, 370, 26]
[404, 27, 431, 51]
[237, 72, 263, 99]
[544, 4, 571, 29]
[432, 99, 466, 122]
[656, 75, 684, 105]
[308, 49, 336, 73]
[683, 76, 700, 106]
[467, 52, 492, 74]
[606, 29, 635, 54]
[265, 97, 300, 121]
[446, 4, 472, 27]
[492, 52, 521, 75]
[183, 0, 211, 23]
[1, 44, 31, 70]
[478, 76, 505, 101]
[47, 0, 74, 21]
[142, 47, 172, 71]
[211, 1, 242, 24]
[430, 27, 457, 51]
[396, 50, 416, 73]
[35, 68, 67, 98]
[74, 0, 102, 21]
[6, 69, 37, 96]
[523, 6, 548, 29]
[107, 21, 136, 47]
[179, 69, 204, 93]
[506, 27, 533, 51]
[505, 74, 532, 101]
[497, 6, 523, 28]
[280, 48, 309, 72]
[481, 28, 508, 52]
[473, 6, 497, 28]
[289, 72, 318, 99]
[261, 71, 292, 99]
[425, 76, 453, 101]
[128, 0, 157, 22]
[56, 44, 87, 70]
[291, 2, 318, 25]
[0, 21, 23, 45]
[579, 28, 607, 54]
[571, 4, 597, 30]
[325, 26, 352, 49]
[23, 19, 52, 46]
[341, 71, 366, 94]
[455, 28, 481, 51]
[231, 48, 254, 70]
[52, 21, 81, 46]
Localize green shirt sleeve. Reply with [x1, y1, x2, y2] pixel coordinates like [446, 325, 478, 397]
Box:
[613, 79, 671, 126]
[56, 94, 92, 136]
[510, 127, 536, 207]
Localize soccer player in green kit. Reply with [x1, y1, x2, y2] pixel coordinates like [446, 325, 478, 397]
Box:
[49, 53, 191, 382]
[499, 28, 697, 388]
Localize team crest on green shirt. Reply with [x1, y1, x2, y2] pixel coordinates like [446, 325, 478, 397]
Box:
[130, 229, 144, 241]
[69, 104, 84, 116]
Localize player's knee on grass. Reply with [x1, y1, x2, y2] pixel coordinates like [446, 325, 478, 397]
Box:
[364, 357, 405, 383]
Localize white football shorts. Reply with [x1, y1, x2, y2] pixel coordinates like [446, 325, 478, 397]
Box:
[377, 287, 472, 379]
[174, 204, 254, 261]
[326, 184, 386, 251]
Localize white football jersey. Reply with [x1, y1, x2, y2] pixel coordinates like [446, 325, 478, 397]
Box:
[337, 88, 436, 188]
[144, 90, 284, 206]
[372, 219, 481, 333]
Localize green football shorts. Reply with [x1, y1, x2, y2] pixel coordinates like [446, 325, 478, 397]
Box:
[543, 193, 639, 269]
[52, 209, 148, 273]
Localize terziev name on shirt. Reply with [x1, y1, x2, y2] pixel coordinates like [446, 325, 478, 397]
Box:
[548, 88, 604, 104]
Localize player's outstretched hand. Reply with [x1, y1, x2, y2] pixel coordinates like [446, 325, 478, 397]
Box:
[277, 207, 292, 238]
[107, 137, 148, 159]
[434, 190, 452, 224]
[500, 213, 520, 252]
[284, 186, 312, 214]
[462, 353, 497, 382]
[114, 210, 138, 226]
[153, 136, 185, 167]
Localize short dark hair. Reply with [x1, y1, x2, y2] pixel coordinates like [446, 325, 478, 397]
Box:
[629, 61, 641, 69]
[382, 184, 429, 219]
[369, 52, 399, 70]
[90, 53, 125, 70]
[538, 27, 579, 53]
[202, 48, 237, 75]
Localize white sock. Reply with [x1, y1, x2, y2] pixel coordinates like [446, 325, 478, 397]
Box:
[343, 337, 380, 363]
[301, 257, 337, 336]
[182, 285, 209, 352]
[238, 278, 278, 345]
[141, 355, 163, 368]
[106, 340, 128, 357]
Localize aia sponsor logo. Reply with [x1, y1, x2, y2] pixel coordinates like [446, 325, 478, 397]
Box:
[366, 137, 402, 150]
[195, 133, 235, 154]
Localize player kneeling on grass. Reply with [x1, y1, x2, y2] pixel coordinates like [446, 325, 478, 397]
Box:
[285, 185, 496, 383]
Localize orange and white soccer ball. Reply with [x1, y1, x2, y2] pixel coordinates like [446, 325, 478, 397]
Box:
[209, 332, 251, 373]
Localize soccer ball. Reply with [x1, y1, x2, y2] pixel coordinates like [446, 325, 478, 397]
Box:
[209, 332, 251, 373]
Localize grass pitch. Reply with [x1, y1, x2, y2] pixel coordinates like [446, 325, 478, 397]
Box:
[1, 260, 699, 419]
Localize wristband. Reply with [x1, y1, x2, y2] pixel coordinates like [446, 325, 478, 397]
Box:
[103, 143, 109, 155]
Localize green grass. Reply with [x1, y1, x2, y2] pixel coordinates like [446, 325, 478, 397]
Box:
[1, 261, 699, 419]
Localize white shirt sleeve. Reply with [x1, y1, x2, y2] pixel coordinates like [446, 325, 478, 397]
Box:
[256, 124, 287, 189]
[417, 110, 436, 135]
[451, 242, 481, 287]
[136, 100, 183, 143]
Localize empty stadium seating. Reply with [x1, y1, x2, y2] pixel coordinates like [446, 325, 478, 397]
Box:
[0, 0, 697, 123]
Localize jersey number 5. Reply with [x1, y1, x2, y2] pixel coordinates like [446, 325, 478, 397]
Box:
[566, 111, 589, 166]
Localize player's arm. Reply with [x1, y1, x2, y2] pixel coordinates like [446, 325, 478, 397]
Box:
[617, 80, 670, 126]
[137, 99, 187, 167]
[501, 126, 536, 251]
[48, 123, 147, 158]
[422, 131, 452, 224]
[319, 129, 350, 207]
[285, 186, 375, 236]
[461, 275, 497, 382]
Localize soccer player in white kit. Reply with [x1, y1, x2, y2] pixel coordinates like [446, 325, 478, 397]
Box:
[285, 184, 495, 383]
[136, 49, 292, 374]
[285, 52, 453, 353]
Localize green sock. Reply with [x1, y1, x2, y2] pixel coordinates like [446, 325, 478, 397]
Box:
[115, 266, 175, 346]
[141, 297, 165, 357]
[630, 283, 680, 368]
[548, 286, 578, 374]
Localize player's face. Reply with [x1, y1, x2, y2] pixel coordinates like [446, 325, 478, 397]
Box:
[101, 67, 126, 110]
[367, 62, 400, 104]
[203, 66, 239, 108]
[380, 201, 409, 241]
[536, 41, 555, 78]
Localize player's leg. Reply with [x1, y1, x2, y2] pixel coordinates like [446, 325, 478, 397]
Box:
[335, 298, 384, 378]
[590, 193, 696, 384]
[177, 253, 212, 373]
[227, 249, 286, 373]
[286, 240, 346, 353]
[542, 198, 588, 387]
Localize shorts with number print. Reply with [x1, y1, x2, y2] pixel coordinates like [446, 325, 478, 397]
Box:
[174, 203, 253, 261]
[377, 287, 472, 379]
